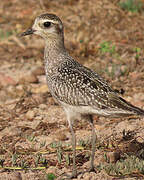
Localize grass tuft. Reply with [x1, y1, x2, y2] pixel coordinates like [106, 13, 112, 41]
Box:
[46, 173, 57, 180]
[99, 41, 116, 56]
[119, 0, 143, 13]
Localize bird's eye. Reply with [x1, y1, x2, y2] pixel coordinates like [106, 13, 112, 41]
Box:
[43, 21, 51, 28]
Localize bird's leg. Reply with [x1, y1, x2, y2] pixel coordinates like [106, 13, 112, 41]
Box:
[61, 110, 77, 179]
[89, 115, 97, 172]
[69, 123, 77, 177]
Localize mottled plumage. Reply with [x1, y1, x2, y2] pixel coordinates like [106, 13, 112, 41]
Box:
[45, 50, 144, 117]
[21, 13, 144, 178]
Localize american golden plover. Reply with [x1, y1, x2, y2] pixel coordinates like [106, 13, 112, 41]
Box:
[21, 13, 144, 178]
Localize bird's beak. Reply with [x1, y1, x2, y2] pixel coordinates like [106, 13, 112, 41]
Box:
[20, 28, 36, 36]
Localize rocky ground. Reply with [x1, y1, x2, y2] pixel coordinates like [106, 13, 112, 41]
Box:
[0, 0, 144, 179]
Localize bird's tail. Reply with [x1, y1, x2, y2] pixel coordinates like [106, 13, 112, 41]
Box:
[109, 93, 144, 116]
[129, 103, 144, 116]
[128, 103, 144, 116]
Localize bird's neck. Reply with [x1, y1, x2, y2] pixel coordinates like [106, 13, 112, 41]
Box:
[44, 37, 67, 73]
[45, 36, 65, 53]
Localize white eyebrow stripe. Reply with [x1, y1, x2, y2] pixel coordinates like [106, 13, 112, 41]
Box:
[43, 19, 59, 24]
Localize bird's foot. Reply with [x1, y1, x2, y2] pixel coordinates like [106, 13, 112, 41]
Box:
[88, 166, 97, 173]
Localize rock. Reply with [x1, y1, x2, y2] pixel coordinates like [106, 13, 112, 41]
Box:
[25, 110, 35, 120]
[106, 151, 120, 163]
[47, 97, 57, 105]
[19, 73, 38, 84]
[54, 130, 68, 141]
[31, 84, 49, 93]
[0, 126, 21, 137]
[129, 71, 143, 82]
[46, 166, 58, 176]
[32, 66, 45, 76]
[39, 103, 47, 109]
[13, 172, 22, 180]
[0, 90, 7, 102]
[0, 72, 17, 87]
[0, 172, 22, 180]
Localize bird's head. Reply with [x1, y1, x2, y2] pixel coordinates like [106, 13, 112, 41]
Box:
[21, 13, 64, 40]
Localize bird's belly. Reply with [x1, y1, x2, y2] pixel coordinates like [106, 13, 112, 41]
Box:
[60, 101, 110, 116]
[60, 101, 136, 118]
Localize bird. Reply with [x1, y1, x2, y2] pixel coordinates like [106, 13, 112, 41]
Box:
[21, 13, 144, 178]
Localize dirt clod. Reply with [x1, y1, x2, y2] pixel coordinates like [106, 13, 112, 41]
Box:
[19, 73, 38, 84]
[25, 110, 35, 120]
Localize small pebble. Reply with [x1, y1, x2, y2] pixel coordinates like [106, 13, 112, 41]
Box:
[32, 66, 45, 76]
[106, 151, 120, 163]
[39, 104, 47, 109]
[19, 73, 38, 84]
[26, 110, 35, 120]
[31, 84, 49, 93]
[0, 72, 17, 87]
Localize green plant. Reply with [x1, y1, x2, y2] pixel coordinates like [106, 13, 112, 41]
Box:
[20, 159, 28, 169]
[50, 141, 62, 148]
[0, 29, 14, 40]
[12, 154, 18, 166]
[26, 134, 37, 150]
[119, 0, 143, 13]
[97, 154, 144, 176]
[99, 41, 116, 55]
[65, 154, 70, 165]
[35, 154, 41, 167]
[57, 147, 62, 164]
[133, 47, 141, 60]
[27, 134, 36, 142]
[46, 173, 57, 180]
[40, 140, 46, 148]
[78, 138, 91, 147]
